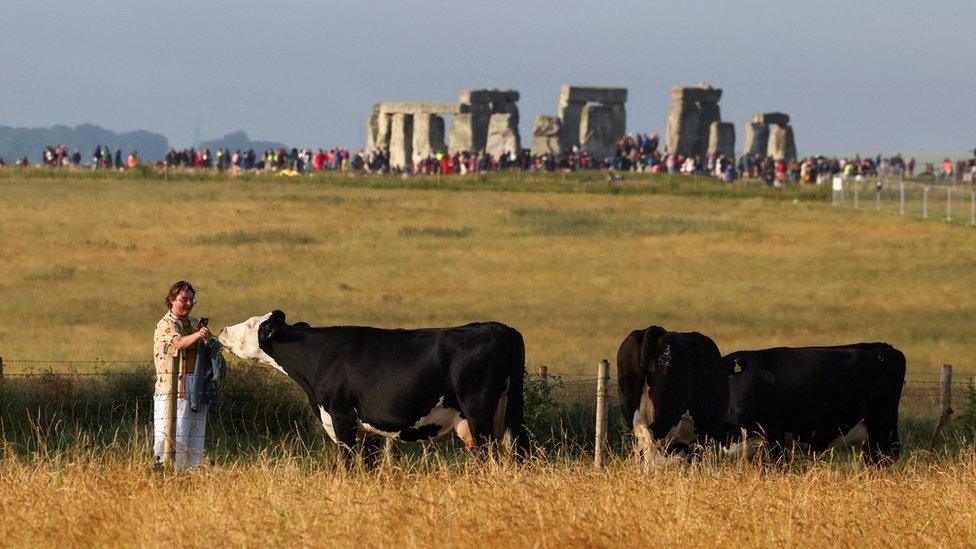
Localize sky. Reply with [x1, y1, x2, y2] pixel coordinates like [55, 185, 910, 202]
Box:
[1, 0, 973, 157]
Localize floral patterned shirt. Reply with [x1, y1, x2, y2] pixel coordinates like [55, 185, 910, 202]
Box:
[153, 311, 200, 396]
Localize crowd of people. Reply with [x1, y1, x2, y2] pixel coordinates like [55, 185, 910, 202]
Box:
[4, 138, 976, 186]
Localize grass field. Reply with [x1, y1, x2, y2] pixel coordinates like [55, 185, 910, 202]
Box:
[2, 169, 976, 546]
[1, 170, 973, 374]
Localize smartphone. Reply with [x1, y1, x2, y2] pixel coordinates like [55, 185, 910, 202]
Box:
[199, 317, 210, 327]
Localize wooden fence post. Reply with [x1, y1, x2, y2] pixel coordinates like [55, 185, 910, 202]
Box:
[162, 353, 180, 468]
[928, 363, 953, 451]
[539, 365, 548, 383]
[594, 358, 610, 468]
[0, 356, 4, 380]
[941, 363, 953, 414]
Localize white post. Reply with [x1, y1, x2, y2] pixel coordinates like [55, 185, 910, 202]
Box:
[876, 187, 881, 211]
[947, 187, 952, 222]
[854, 181, 859, 209]
[923, 187, 929, 218]
[594, 358, 610, 468]
[900, 181, 905, 215]
[971, 191, 975, 226]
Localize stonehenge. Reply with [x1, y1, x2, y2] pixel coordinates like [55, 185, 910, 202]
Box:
[532, 85, 627, 159]
[367, 102, 457, 169]
[366, 84, 797, 169]
[743, 113, 796, 160]
[450, 89, 521, 157]
[665, 82, 732, 157]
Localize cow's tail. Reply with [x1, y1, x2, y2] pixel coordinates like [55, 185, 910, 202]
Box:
[503, 328, 530, 460]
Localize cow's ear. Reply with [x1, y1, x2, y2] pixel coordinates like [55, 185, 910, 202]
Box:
[258, 319, 277, 343]
[293, 322, 310, 329]
[259, 311, 284, 343]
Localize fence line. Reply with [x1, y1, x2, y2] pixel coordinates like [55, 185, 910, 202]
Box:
[832, 175, 975, 227]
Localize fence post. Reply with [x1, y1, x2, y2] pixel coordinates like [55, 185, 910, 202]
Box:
[0, 356, 3, 380]
[594, 358, 610, 468]
[923, 187, 929, 218]
[928, 363, 954, 451]
[899, 181, 905, 215]
[162, 353, 180, 468]
[876, 186, 881, 211]
[946, 188, 952, 222]
[853, 181, 859, 209]
[941, 363, 953, 414]
[971, 191, 975, 226]
[539, 365, 548, 383]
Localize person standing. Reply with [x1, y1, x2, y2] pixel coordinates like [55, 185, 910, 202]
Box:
[152, 280, 211, 469]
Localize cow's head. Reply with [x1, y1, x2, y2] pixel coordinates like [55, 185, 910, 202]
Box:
[639, 327, 692, 441]
[726, 355, 774, 430]
[218, 310, 289, 374]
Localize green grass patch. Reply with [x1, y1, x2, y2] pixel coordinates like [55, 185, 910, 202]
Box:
[195, 230, 316, 246]
[23, 265, 76, 282]
[398, 226, 473, 238]
[511, 207, 743, 236]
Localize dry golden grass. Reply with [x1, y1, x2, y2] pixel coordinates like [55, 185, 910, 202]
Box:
[1, 447, 975, 547]
[2, 173, 976, 547]
[0, 174, 974, 374]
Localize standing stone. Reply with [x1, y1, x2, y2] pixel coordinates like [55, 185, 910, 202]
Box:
[742, 122, 769, 156]
[557, 101, 584, 151]
[366, 113, 378, 152]
[707, 122, 735, 156]
[665, 84, 723, 157]
[485, 113, 520, 159]
[388, 113, 413, 169]
[468, 103, 492, 151]
[784, 126, 797, 161]
[607, 103, 626, 143]
[767, 124, 791, 161]
[531, 115, 562, 156]
[448, 114, 474, 154]
[665, 99, 699, 156]
[696, 103, 721, 154]
[412, 114, 446, 157]
[368, 113, 392, 152]
[579, 105, 617, 160]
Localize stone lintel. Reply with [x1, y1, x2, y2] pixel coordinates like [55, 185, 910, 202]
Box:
[375, 102, 459, 115]
[559, 85, 628, 105]
[458, 89, 520, 105]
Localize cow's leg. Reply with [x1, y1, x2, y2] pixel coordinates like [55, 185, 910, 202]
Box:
[458, 397, 500, 458]
[454, 419, 476, 450]
[327, 411, 362, 468]
[358, 434, 385, 469]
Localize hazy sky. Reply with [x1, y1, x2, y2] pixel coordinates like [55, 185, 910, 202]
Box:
[2, 0, 973, 156]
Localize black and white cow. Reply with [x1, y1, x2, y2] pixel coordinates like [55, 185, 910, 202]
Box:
[218, 311, 529, 462]
[617, 326, 729, 463]
[724, 343, 906, 463]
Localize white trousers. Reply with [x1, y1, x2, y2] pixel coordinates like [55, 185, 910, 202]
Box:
[153, 373, 208, 469]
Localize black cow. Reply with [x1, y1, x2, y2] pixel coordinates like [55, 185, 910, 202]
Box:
[218, 311, 529, 463]
[617, 326, 729, 462]
[724, 343, 906, 463]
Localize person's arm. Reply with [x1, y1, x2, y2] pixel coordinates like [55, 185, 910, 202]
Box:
[172, 325, 211, 351]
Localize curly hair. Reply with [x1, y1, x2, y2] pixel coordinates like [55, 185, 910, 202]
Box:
[164, 280, 196, 310]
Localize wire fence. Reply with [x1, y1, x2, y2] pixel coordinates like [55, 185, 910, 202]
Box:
[832, 169, 976, 227]
[0, 360, 972, 456]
